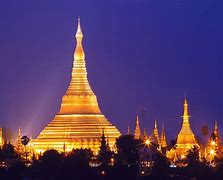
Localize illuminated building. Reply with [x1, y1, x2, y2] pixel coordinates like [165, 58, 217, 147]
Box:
[33, 18, 121, 153]
[206, 120, 221, 161]
[167, 98, 198, 160]
[151, 120, 160, 145]
[143, 128, 148, 140]
[160, 123, 167, 148]
[15, 128, 24, 155]
[0, 128, 3, 147]
[134, 115, 141, 139]
[212, 120, 220, 147]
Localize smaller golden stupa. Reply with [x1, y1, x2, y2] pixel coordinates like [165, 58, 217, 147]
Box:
[134, 115, 141, 139]
[167, 97, 198, 159]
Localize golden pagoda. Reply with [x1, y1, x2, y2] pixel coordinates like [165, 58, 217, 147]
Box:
[134, 115, 141, 139]
[160, 123, 167, 148]
[151, 120, 160, 145]
[15, 128, 25, 155]
[213, 120, 220, 146]
[0, 128, 3, 148]
[33, 18, 121, 153]
[167, 98, 198, 159]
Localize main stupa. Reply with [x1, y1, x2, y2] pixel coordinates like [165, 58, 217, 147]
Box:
[33, 19, 121, 153]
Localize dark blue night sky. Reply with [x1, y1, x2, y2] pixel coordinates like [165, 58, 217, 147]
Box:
[0, 0, 222, 141]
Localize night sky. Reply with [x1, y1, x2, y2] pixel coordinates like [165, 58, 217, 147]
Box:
[0, 0, 222, 142]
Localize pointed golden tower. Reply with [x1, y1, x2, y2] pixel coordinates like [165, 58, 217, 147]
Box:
[213, 120, 220, 146]
[174, 97, 198, 157]
[151, 120, 160, 145]
[0, 128, 3, 147]
[160, 123, 167, 148]
[15, 128, 24, 155]
[127, 125, 131, 135]
[134, 115, 141, 139]
[33, 18, 121, 153]
[143, 128, 148, 140]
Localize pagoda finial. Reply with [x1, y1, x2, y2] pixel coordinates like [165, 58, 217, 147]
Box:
[134, 115, 141, 139]
[143, 128, 147, 139]
[136, 115, 139, 125]
[155, 120, 157, 129]
[182, 96, 190, 119]
[127, 125, 130, 135]
[74, 17, 85, 60]
[18, 127, 21, 136]
[76, 17, 83, 39]
[184, 91, 187, 102]
[152, 120, 159, 144]
[213, 120, 220, 146]
[160, 123, 167, 148]
[214, 120, 218, 131]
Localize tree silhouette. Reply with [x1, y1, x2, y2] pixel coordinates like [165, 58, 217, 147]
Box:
[63, 149, 94, 179]
[97, 130, 113, 166]
[186, 145, 200, 166]
[39, 149, 63, 179]
[116, 135, 143, 165]
[1, 143, 19, 162]
[201, 125, 209, 144]
[151, 152, 170, 179]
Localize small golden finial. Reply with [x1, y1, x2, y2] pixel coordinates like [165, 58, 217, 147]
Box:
[155, 120, 157, 129]
[75, 17, 83, 38]
[127, 125, 130, 135]
[214, 120, 218, 131]
[136, 115, 139, 125]
[184, 92, 188, 105]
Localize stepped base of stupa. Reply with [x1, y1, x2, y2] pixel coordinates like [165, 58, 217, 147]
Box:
[33, 114, 120, 153]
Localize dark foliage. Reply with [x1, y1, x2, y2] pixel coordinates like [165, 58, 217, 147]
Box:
[1, 141, 223, 179]
[116, 135, 143, 165]
[97, 131, 113, 166]
[150, 152, 170, 179]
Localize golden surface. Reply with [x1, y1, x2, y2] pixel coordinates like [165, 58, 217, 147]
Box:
[134, 116, 141, 139]
[167, 98, 198, 159]
[152, 120, 160, 144]
[0, 128, 3, 147]
[160, 124, 167, 148]
[32, 19, 121, 153]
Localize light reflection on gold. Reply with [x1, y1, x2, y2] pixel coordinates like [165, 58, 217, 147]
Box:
[167, 98, 198, 159]
[32, 18, 121, 153]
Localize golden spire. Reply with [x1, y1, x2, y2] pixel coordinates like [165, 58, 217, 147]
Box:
[66, 17, 93, 96]
[213, 120, 220, 146]
[18, 128, 21, 137]
[152, 120, 159, 144]
[214, 120, 218, 132]
[172, 97, 198, 158]
[127, 125, 130, 135]
[143, 128, 148, 140]
[58, 18, 101, 114]
[16, 128, 24, 155]
[74, 17, 85, 60]
[160, 123, 167, 148]
[182, 97, 190, 120]
[134, 115, 141, 139]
